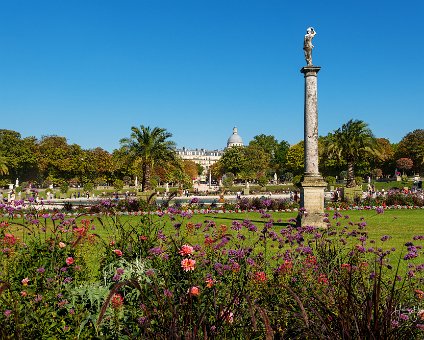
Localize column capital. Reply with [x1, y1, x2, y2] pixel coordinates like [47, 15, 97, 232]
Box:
[300, 66, 321, 77]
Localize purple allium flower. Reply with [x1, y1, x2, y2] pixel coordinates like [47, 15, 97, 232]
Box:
[376, 206, 384, 214]
[157, 230, 166, 240]
[246, 257, 255, 266]
[4, 310, 12, 318]
[36, 267, 45, 274]
[359, 235, 367, 242]
[63, 277, 72, 284]
[116, 268, 124, 275]
[138, 316, 148, 326]
[407, 270, 415, 278]
[149, 247, 163, 256]
[145, 269, 155, 277]
[112, 274, 121, 281]
[381, 235, 390, 242]
[231, 221, 242, 231]
[399, 313, 409, 321]
[404, 252, 418, 260]
[163, 289, 173, 298]
[34, 294, 43, 303]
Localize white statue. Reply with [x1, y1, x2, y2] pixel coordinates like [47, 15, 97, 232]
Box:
[303, 27, 316, 66]
[15, 178, 19, 188]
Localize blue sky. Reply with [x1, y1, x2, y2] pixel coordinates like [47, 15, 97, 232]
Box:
[0, 1, 422, 151]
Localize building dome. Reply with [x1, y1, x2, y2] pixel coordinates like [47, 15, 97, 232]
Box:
[227, 127, 244, 148]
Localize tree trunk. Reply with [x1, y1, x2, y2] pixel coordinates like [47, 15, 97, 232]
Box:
[142, 163, 152, 192]
[346, 161, 356, 188]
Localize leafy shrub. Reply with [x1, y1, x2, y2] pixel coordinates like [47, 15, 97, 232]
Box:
[325, 176, 336, 185]
[113, 179, 124, 191]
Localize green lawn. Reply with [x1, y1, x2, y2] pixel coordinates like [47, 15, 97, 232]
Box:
[7, 208, 424, 262]
[71, 209, 423, 260]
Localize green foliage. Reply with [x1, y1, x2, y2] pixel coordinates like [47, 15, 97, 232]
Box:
[113, 179, 124, 191]
[60, 182, 69, 194]
[285, 142, 304, 175]
[257, 175, 268, 187]
[355, 176, 363, 185]
[396, 129, 424, 174]
[325, 176, 336, 185]
[120, 125, 177, 191]
[283, 172, 293, 183]
[83, 182, 94, 192]
[1, 205, 422, 338]
[222, 172, 235, 187]
[292, 175, 302, 187]
[325, 120, 380, 188]
[219, 146, 246, 177]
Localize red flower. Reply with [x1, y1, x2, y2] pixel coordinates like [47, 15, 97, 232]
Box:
[65, 257, 74, 266]
[111, 294, 124, 309]
[254, 271, 267, 283]
[113, 249, 123, 257]
[318, 274, 329, 285]
[181, 258, 196, 272]
[205, 277, 215, 288]
[179, 244, 194, 256]
[188, 286, 200, 296]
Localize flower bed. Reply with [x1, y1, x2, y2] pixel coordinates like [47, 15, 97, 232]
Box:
[0, 205, 423, 338]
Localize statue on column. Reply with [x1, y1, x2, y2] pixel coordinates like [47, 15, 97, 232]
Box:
[303, 27, 316, 66]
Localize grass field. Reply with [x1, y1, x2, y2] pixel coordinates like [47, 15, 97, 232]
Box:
[9, 208, 424, 244]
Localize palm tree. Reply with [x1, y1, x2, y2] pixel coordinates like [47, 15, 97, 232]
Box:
[326, 119, 379, 188]
[120, 125, 176, 191]
[0, 155, 8, 176]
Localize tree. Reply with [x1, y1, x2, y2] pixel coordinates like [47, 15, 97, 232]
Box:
[371, 138, 395, 176]
[285, 142, 304, 175]
[325, 120, 380, 188]
[396, 158, 413, 175]
[89, 147, 114, 184]
[38, 135, 82, 185]
[396, 129, 424, 174]
[183, 160, 198, 180]
[0, 155, 8, 175]
[120, 126, 176, 191]
[0, 130, 39, 182]
[217, 146, 245, 178]
[273, 140, 290, 176]
[239, 145, 270, 182]
[249, 134, 279, 157]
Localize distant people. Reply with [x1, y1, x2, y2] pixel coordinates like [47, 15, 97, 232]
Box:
[333, 190, 339, 202]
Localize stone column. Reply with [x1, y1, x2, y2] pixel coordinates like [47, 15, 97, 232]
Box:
[298, 66, 327, 228]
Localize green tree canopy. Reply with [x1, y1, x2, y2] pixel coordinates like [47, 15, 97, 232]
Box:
[120, 125, 177, 191]
[396, 129, 424, 174]
[285, 142, 304, 175]
[325, 119, 380, 187]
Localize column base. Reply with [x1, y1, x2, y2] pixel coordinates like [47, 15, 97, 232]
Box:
[296, 211, 329, 229]
[297, 175, 328, 228]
